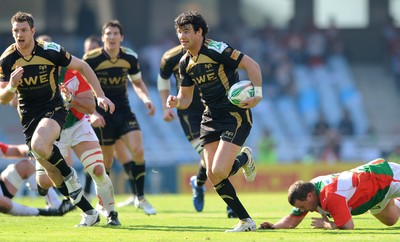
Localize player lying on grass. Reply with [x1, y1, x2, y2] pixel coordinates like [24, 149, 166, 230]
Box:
[0, 142, 75, 216]
[259, 158, 400, 230]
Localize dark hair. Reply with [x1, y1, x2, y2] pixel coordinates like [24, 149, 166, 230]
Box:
[174, 11, 209, 36]
[11, 11, 34, 29]
[102, 20, 123, 36]
[288, 181, 315, 206]
[85, 35, 101, 46]
[36, 35, 52, 42]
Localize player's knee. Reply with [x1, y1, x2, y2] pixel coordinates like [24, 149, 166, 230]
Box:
[382, 216, 399, 226]
[206, 167, 217, 180]
[211, 166, 228, 179]
[86, 164, 108, 185]
[131, 146, 144, 159]
[92, 164, 105, 177]
[382, 219, 398, 226]
[36, 173, 53, 190]
[2, 164, 23, 190]
[15, 159, 35, 179]
[30, 143, 51, 160]
[36, 161, 54, 190]
[81, 148, 105, 178]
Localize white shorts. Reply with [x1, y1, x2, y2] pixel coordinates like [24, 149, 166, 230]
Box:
[55, 117, 99, 158]
[370, 162, 400, 215]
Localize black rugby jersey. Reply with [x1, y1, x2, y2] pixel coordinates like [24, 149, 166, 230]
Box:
[160, 45, 204, 113]
[179, 39, 244, 110]
[83, 47, 139, 110]
[0, 40, 71, 116]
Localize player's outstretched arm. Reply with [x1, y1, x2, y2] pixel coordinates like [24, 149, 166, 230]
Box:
[67, 56, 115, 114]
[129, 76, 155, 116]
[259, 215, 305, 229]
[311, 216, 354, 230]
[0, 142, 29, 158]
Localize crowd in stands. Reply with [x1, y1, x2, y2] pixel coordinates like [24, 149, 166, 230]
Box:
[383, 16, 400, 91]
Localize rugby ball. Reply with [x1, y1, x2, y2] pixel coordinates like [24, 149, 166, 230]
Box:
[228, 80, 254, 105]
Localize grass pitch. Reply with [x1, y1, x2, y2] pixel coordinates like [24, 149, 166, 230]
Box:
[2, 193, 399, 241]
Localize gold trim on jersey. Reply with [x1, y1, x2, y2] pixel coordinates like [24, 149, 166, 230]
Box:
[230, 111, 242, 140]
[49, 67, 57, 99]
[245, 109, 252, 126]
[0, 45, 16, 60]
[12, 56, 54, 68]
[218, 65, 230, 92]
[186, 54, 217, 72]
[186, 55, 230, 92]
[162, 45, 183, 60]
[83, 47, 103, 59]
[182, 114, 196, 138]
[95, 59, 131, 71]
[161, 45, 182, 70]
[172, 63, 179, 73]
[36, 40, 45, 47]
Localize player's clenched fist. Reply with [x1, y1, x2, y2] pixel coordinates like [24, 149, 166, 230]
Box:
[166, 95, 180, 109]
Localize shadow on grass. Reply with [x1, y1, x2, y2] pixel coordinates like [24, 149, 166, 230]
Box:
[148, 210, 229, 215]
[97, 224, 227, 232]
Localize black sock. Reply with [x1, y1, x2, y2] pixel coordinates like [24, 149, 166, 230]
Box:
[75, 197, 94, 213]
[57, 182, 93, 213]
[131, 162, 145, 197]
[123, 161, 138, 196]
[84, 173, 92, 194]
[37, 184, 48, 196]
[48, 145, 72, 177]
[196, 165, 207, 187]
[228, 152, 248, 177]
[214, 179, 250, 220]
[56, 182, 69, 197]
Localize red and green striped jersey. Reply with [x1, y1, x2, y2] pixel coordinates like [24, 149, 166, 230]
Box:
[58, 67, 91, 129]
[291, 159, 394, 227]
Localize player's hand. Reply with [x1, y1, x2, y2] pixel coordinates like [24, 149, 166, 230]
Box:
[145, 101, 155, 116]
[238, 96, 262, 109]
[9, 66, 23, 88]
[166, 95, 179, 108]
[162, 108, 176, 122]
[258, 221, 275, 230]
[97, 96, 115, 114]
[311, 217, 329, 229]
[90, 111, 106, 128]
[59, 84, 72, 103]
